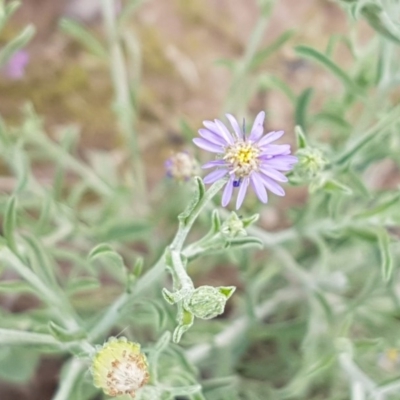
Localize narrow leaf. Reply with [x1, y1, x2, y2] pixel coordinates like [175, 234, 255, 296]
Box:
[3, 196, 17, 253]
[377, 229, 393, 282]
[0, 25, 35, 68]
[59, 19, 107, 58]
[295, 45, 363, 94]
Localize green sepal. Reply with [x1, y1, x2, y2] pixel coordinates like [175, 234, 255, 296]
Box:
[241, 213, 260, 228]
[173, 309, 194, 343]
[178, 177, 205, 226]
[211, 209, 221, 233]
[218, 286, 236, 300]
[48, 321, 87, 342]
[295, 125, 308, 149]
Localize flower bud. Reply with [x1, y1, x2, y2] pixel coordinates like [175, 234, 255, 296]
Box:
[295, 147, 327, 181]
[183, 285, 235, 319]
[91, 337, 149, 398]
[165, 151, 200, 182]
[221, 212, 247, 238]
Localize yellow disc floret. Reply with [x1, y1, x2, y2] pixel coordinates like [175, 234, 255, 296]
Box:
[91, 337, 149, 398]
[224, 141, 260, 177]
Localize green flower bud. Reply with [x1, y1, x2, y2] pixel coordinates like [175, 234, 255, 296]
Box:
[183, 285, 235, 319]
[221, 212, 247, 238]
[295, 147, 327, 181]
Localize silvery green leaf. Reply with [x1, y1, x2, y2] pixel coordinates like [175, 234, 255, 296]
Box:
[59, 19, 107, 58]
[178, 177, 205, 225]
[377, 228, 393, 282]
[88, 243, 126, 272]
[66, 277, 100, 295]
[48, 321, 87, 342]
[3, 196, 18, 253]
[226, 236, 263, 249]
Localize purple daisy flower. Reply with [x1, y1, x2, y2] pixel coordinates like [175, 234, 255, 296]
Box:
[193, 111, 298, 209]
[3, 50, 29, 80]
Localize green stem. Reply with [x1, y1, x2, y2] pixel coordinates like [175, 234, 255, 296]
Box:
[88, 179, 225, 341]
[171, 179, 226, 252]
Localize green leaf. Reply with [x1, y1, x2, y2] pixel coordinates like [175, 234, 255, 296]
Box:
[66, 277, 100, 295]
[211, 210, 221, 233]
[377, 228, 393, 282]
[88, 243, 126, 272]
[22, 234, 57, 287]
[355, 193, 400, 219]
[178, 177, 205, 225]
[250, 30, 294, 70]
[0, 1, 20, 34]
[322, 179, 352, 195]
[59, 19, 107, 58]
[227, 236, 264, 249]
[295, 45, 363, 95]
[241, 213, 259, 228]
[48, 321, 87, 342]
[295, 88, 313, 131]
[12, 144, 30, 193]
[361, 4, 400, 45]
[96, 220, 150, 241]
[3, 196, 18, 253]
[0, 24, 35, 68]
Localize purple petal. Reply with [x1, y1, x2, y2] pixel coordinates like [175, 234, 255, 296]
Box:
[193, 138, 223, 153]
[226, 114, 243, 139]
[257, 130, 284, 147]
[260, 144, 291, 156]
[201, 160, 227, 169]
[251, 173, 268, 203]
[203, 168, 228, 184]
[261, 155, 298, 171]
[236, 177, 249, 209]
[259, 166, 288, 182]
[259, 174, 285, 196]
[214, 119, 234, 144]
[222, 175, 235, 207]
[248, 111, 265, 142]
[198, 129, 227, 146]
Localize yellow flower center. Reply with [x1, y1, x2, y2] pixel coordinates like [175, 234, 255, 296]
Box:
[224, 141, 260, 177]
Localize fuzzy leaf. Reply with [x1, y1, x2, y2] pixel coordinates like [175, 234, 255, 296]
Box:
[377, 229, 393, 282]
[3, 196, 18, 253]
[295, 45, 363, 94]
[178, 177, 205, 225]
[59, 19, 107, 58]
[48, 321, 87, 342]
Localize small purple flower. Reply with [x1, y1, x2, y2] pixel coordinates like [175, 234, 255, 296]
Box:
[193, 111, 298, 209]
[3, 50, 29, 80]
